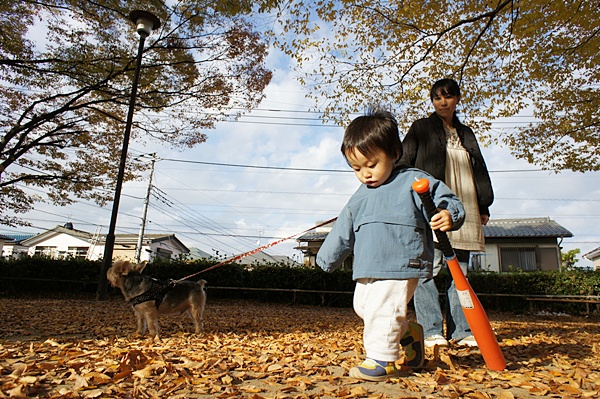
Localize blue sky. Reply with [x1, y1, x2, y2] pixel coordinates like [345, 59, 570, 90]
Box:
[3, 17, 600, 268]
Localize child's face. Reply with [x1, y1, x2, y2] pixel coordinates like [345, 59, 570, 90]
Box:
[345, 148, 395, 188]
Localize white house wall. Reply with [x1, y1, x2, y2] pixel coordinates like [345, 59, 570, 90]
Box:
[13, 240, 182, 262]
[482, 244, 501, 273]
[87, 245, 104, 261]
[26, 234, 91, 257]
[2, 243, 29, 258]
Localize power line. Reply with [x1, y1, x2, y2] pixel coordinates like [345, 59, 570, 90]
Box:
[6, 152, 600, 258]
[158, 157, 548, 174]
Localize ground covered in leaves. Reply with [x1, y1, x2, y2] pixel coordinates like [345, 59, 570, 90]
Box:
[0, 295, 599, 398]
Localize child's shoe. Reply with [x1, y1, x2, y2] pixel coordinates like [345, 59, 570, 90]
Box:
[400, 321, 425, 369]
[349, 358, 399, 381]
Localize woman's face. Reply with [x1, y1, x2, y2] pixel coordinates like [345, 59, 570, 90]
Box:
[345, 148, 395, 188]
[432, 90, 460, 121]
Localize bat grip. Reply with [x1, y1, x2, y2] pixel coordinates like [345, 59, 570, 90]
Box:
[414, 185, 455, 258]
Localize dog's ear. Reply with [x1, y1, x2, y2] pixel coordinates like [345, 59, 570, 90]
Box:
[131, 260, 148, 273]
[115, 260, 131, 275]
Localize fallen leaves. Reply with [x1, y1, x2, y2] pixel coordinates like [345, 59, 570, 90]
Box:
[0, 296, 599, 398]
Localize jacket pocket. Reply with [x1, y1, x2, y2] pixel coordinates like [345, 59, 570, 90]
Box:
[354, 214, 427, 232]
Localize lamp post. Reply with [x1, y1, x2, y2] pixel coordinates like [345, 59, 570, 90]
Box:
[96, 10, 161, 300]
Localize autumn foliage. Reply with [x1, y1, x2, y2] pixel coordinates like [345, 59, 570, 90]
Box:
[0, 1, 275, 226]
[1, 296, 599, 398]
[273, 0, 600, 172]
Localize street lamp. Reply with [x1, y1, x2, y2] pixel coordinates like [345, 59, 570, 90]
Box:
[96, 10, 161, 300]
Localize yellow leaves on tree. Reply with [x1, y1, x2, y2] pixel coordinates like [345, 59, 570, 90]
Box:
[273, 0, 600, 172]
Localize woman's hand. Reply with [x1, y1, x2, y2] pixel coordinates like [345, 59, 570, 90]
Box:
[481, 214, 489, 226]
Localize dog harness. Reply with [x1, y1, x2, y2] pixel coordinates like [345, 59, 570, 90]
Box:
[129, 278, 176, 307]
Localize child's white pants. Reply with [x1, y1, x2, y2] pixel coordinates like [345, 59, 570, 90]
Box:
[353, 278, 418, 362]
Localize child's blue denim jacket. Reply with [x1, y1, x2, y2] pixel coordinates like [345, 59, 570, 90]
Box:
[317, 166, 465, 280]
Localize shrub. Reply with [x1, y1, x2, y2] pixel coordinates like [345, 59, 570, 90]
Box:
[1, 257, 598, 313]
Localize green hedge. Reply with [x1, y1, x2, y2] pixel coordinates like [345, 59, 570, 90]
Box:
[0, 256, 101, 294]
[436, 268, 600, 314]
[143, 258, 355, 306]
[1, 257, 599, 313]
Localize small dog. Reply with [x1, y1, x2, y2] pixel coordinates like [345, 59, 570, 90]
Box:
[107, 260, 206, 338]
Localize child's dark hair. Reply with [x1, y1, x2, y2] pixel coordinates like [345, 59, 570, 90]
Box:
[341, 109, 403, 162]
[430, 78, 461, 101]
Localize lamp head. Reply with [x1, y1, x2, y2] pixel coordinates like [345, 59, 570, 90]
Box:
[129, 10, 161, 37]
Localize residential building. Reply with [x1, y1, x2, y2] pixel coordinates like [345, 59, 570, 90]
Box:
[474, 218, 573, 272]
[296, 217, 573, 272]
[294, 220, 336, 268]
[2, 223, 189, 262]
[0, 234, 10, 258]
[1, 233, 35, 258]
[583, 247, 600, 270]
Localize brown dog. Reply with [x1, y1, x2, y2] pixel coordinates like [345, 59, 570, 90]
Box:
[107, 260, 206, 338]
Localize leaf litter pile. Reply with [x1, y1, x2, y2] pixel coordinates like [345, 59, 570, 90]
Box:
[1, 295, 599, 398]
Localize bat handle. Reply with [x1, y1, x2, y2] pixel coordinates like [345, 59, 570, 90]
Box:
[411, 178, 454, 258]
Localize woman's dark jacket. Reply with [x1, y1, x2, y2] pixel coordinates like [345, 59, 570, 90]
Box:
[399, 112, 494, 216]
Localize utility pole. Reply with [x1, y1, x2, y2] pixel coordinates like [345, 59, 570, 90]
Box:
[135, 153, 156, 263]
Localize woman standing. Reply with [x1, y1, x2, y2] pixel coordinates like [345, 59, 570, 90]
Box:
[400, 78, 494, 347]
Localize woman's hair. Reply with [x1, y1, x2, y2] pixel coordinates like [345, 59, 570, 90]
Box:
[341, 109, 403, 162]
[430, 78, 461, 101]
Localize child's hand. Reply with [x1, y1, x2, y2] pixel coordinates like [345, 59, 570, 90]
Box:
[430, 209, 452, 232]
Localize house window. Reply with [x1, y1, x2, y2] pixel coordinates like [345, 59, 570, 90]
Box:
[500, 247, 537, 272]
[67, 247, 89, 259]
[34, 246, 57, 258]
[156, 248, 172, 260]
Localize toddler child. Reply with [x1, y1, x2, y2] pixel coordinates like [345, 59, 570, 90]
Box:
[317, 109, 465, 381]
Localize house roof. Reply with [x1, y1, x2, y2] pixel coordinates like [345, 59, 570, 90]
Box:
[583, 247, 600, 261]
[21, 225, 93, 245]
[296, 217, 573, 242]
[483, 218, 573, 239]
[297, 230, 329, 242]
[0, 233, 37, 243]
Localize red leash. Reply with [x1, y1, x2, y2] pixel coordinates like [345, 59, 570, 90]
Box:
[176, 217, 338, 282]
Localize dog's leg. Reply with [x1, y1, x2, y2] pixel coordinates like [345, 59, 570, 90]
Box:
[189, 296, 206, 334]
[187, 308, 203, 334]
[144, 307, 160, 338]
[193, 280, 207, 333]
[134, 302, 159, 338]
[134, 309, 146, 336]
